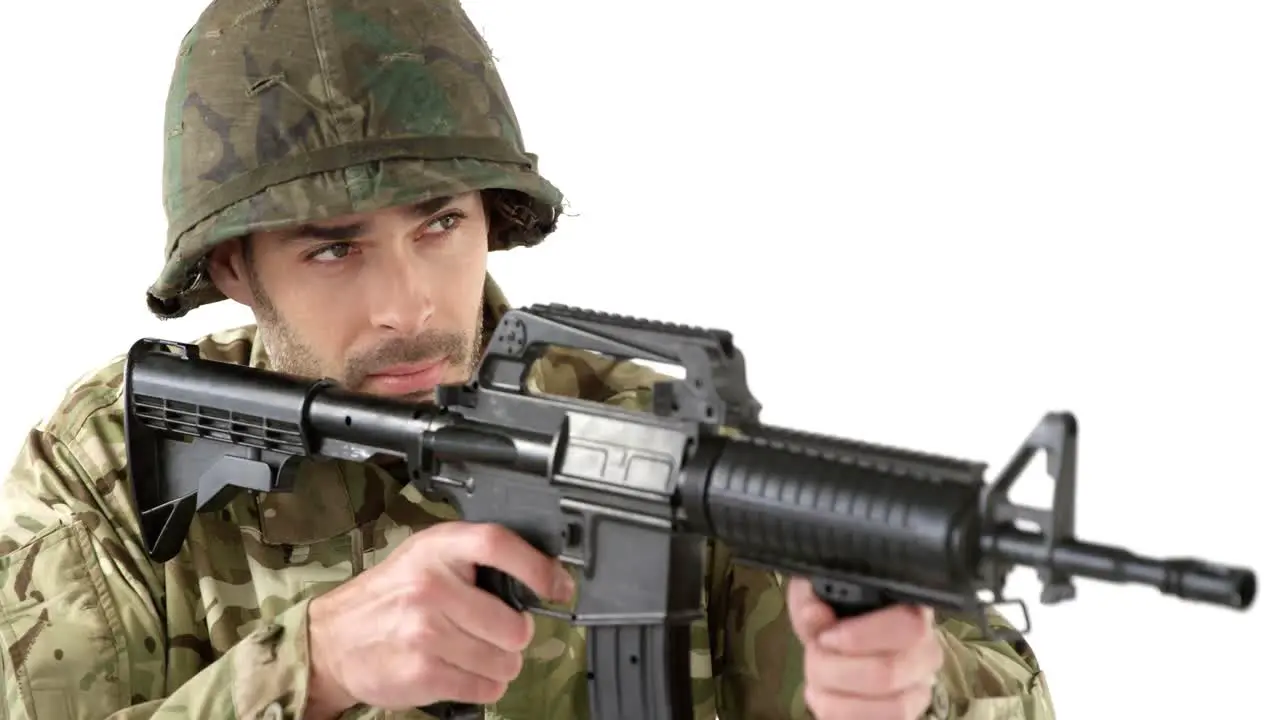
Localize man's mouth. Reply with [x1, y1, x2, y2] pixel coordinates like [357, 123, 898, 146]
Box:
[363, 357, 449, 396]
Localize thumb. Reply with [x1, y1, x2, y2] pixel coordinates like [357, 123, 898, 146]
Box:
[787, 577, 837, 644]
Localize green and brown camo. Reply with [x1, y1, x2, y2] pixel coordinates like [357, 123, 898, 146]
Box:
[0, 1, 1057, 718]
[148, 0, 563, 319]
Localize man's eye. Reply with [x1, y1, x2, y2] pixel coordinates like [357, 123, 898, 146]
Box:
[426, 212, 464, 233]
[308, 242, 353, 262]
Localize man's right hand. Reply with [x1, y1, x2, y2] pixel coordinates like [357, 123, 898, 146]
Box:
[302, 521, 576, 718]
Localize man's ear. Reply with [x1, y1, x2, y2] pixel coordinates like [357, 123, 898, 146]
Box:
[206, 236, 255, 307]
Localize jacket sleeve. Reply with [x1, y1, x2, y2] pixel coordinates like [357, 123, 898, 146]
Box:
[0, 425, 316, 720]
[705, 544, 1057, 719]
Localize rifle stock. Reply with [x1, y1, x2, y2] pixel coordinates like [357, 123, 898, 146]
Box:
[121, 303, 1257, 720]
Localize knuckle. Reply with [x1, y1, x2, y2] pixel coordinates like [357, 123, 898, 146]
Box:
[515, 612, 536, 646]
[472, 523, 508, 556]
[402, 609, 443, 646]
[870, 653, 901, 689]
[533, 563, 558, 595]
[489, 618, 521, 654]
[409, 569, 444, 602]
[407, 651, 445, 685]
[459, 675, 506, 705]
[481, 678, 509, 704]
[490, 608, 520, 642]
[498, 649, 525, 682]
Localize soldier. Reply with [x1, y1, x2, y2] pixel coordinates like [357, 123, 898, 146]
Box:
[0, 1, 1054, 718]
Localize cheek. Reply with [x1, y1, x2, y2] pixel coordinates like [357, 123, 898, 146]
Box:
[427, 229, 490, 319]
[257, 261, 364, 362]
[256, 227, 488, 344]
[286, 288, 364, 345]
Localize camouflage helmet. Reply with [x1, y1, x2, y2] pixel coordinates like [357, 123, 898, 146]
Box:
[148, 0, 564, 319]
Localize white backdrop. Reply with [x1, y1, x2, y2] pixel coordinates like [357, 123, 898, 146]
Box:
[0, 1, 1275, 717]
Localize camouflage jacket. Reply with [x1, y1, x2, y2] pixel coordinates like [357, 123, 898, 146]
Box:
[0, 283, 1054, 720]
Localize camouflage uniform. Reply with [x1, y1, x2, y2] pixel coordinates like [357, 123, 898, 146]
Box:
[0, 0, 1055, 718]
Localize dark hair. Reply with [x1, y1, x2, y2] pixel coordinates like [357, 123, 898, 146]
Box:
[481, 187, 560, 249]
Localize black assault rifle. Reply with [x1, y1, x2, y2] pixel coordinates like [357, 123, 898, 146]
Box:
[122, 303, 1257, 720]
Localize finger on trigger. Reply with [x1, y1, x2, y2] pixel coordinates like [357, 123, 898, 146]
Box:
[443, 575, 537, 652]
[453, 523, 576, 604]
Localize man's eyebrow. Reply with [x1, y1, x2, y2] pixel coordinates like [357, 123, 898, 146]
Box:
[281, 196, 456, 243]
[282, 221, 364, 243]
[408, 196, 454, 218]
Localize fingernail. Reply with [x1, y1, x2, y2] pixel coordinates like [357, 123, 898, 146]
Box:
[555, 567, 576, 602]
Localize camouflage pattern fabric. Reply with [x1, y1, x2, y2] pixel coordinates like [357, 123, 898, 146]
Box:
[0, 0, 1056, 716]
[0, 279, 1053, 720]
[147, 0, 563, 319]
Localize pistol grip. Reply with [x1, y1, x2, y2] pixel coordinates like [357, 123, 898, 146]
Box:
[414, 568, 535, 718]
[475, 564, 541, 611]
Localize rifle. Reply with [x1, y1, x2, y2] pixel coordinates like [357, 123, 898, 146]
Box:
[121, 303, 1257, 720]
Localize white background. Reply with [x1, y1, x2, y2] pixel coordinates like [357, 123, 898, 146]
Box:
[1, 1, 1275, 717]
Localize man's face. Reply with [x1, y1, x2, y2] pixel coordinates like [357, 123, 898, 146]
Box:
[210, 192, 490, 402]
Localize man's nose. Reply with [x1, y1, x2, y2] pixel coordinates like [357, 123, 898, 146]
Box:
[367, 255, 434, 335]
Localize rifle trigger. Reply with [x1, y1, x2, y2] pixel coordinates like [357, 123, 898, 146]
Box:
[476, 565, 544, 613]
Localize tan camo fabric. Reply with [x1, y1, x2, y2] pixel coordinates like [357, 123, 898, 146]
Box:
[0, 278, 1053, 720]
[0, 0, 1056, 716]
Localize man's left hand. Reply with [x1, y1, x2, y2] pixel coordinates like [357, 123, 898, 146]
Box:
[788, 578, 944, 720]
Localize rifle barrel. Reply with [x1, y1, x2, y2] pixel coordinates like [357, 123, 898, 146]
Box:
[987, 529, 1256, 609]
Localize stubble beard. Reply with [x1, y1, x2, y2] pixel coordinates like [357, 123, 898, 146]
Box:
[245, 267, 486, 402]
